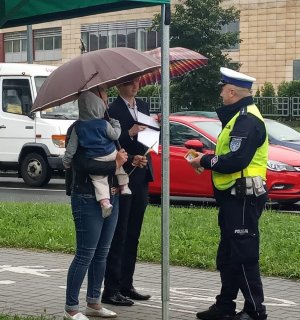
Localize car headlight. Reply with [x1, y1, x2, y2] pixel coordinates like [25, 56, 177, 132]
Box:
[267, 160, 296, 172]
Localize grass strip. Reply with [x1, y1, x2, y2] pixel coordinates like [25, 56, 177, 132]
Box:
[0, 202, 299, 279]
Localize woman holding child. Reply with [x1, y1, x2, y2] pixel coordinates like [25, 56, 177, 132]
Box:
[63, 87, 147, 320]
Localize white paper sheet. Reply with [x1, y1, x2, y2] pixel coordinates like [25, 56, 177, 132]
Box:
[138, 128, 160, 154]
[137, 111, 160, 130]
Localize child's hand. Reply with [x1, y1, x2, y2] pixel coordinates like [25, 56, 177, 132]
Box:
[110, 118, 120, 127]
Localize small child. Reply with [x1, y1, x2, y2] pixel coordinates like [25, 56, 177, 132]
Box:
[63, 88, 131, 218]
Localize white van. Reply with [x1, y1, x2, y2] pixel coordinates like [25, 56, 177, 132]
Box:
[0, 63, 77, 186]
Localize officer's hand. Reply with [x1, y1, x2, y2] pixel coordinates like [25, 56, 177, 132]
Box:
[189, 153, 205, 173]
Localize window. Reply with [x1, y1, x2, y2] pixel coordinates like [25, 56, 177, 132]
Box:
[293, 60, 300, 80]
[169, 122, 215, 150]
[221, 20, 240, 51]
[34, 28, 62, 61]
[34, 76, 48, 92]
[4, 31, 27, 62]
[117, 30, 127, 47]
[98, 31, 108, 49]
[81, 20, 160, 52]
[2, 79, 32, 115]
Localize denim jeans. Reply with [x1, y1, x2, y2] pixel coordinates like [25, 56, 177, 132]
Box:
[65, 193, 119, 312]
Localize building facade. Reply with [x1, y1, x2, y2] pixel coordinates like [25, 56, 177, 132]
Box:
[223, 0, 300, 91]
[0, 0, 299, 91]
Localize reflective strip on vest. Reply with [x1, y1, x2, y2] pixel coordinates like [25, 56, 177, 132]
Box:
[212, 104, 268, 191]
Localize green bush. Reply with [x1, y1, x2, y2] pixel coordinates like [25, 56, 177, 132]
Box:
[277, 80, 300, 97]
[260, 82, 276, 97]
[254, 88, 261, 97]
[107, 86, 118, 97]
[138, 84, 160, 97]
[107, 84, 159, 99]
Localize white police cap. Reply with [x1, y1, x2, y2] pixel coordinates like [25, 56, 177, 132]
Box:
[219, 67, 256, 89]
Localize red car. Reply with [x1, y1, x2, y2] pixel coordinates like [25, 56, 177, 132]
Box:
[149, 115, 300, 204]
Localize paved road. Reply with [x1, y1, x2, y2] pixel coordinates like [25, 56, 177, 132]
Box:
[1, 176, 300, 214]
[0, 248, 299, 320]
[0, 176, 69, 203]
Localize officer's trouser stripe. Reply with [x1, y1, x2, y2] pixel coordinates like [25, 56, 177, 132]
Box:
[242, 264, 257, 312]
[242, 198, 246, 225]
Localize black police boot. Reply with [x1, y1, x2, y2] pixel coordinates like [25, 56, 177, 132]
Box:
[196, 304, 236, 320]
[233, 311, 268, 320]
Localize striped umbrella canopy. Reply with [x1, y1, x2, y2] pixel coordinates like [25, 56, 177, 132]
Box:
[139, 47, 208, 87]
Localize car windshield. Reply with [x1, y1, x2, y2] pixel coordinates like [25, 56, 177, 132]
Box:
[34, 76, 78, 120]
[265, 120, 300, 141]
[35, 76, 48, 92]
[40, 100, 78, 120]
[192, 121, 222, 139]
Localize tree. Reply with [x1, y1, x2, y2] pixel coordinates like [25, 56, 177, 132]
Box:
[153, 0, 240, 109]
[277, 80, 300, 97]
[260, 82, 276, 97]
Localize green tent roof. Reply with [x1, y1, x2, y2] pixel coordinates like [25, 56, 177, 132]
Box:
[0, 0, 170, 29]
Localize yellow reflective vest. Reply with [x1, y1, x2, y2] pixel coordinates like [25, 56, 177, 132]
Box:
[212, 104, 268, 191]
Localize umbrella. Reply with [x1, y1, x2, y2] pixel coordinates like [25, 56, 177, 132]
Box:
[139, 47, 208, 87]
[32, 47, 160, 112]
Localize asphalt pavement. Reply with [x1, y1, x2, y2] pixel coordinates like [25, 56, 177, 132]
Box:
[0, 248, 299, 320]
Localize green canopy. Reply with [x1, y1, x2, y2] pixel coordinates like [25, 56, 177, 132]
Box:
[0, 0, 169, 29]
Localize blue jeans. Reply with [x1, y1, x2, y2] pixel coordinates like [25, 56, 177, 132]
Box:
[65, 193, 119, 312]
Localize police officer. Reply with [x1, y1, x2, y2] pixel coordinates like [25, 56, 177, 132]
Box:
[190, 67, 268, 320]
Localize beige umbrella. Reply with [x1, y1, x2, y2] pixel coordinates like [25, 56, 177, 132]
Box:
[32, 47, 160, 112]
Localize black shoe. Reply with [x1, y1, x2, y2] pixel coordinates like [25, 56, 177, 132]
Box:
[120, 287, 151, 301]
[233, 311, 267, 320]
[196, 304, 236, 320]
[101, 291, 134, 306]
[233, 312, 255, 320]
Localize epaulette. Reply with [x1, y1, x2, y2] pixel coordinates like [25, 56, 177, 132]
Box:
[239, 106, 248, 116]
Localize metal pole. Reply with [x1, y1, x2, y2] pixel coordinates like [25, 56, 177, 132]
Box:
[161, 4, 170, 320]
[26, 25, 33, 63]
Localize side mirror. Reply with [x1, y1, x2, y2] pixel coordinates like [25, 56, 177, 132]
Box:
[184, 139, 204, 152]
[27, 111, 35, 119]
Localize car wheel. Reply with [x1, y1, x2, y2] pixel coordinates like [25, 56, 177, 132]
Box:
[21, 152, 52, 187]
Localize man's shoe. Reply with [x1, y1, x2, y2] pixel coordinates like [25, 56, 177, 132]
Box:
[101, 291, 134, 306]
[120, 287, 151, 301]
[233, 312, 254, 320]
[233, 311, 267, 320]
[196, 304, 236, 320]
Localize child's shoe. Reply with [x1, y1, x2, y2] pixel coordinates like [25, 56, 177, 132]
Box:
[120, 184, 132, 195]
[100, 199, 113, 218]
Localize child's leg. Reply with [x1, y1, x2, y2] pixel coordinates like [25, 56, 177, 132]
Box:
[89, 174, 112, 218]
[116, 166, 131, 195]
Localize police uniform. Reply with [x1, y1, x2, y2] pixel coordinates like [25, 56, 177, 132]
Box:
[197, 68, 268, 320]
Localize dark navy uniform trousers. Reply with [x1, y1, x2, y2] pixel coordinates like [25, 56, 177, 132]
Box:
[214, 187, 267, 318]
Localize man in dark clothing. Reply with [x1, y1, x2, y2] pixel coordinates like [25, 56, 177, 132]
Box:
[190, 68, 268, 320]
[101, 77, 154, 306]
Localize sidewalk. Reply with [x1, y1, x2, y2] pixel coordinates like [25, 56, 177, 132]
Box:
[0, 248, 299, 320]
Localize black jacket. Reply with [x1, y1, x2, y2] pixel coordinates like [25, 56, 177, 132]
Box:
[108, 96, 154, 183]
